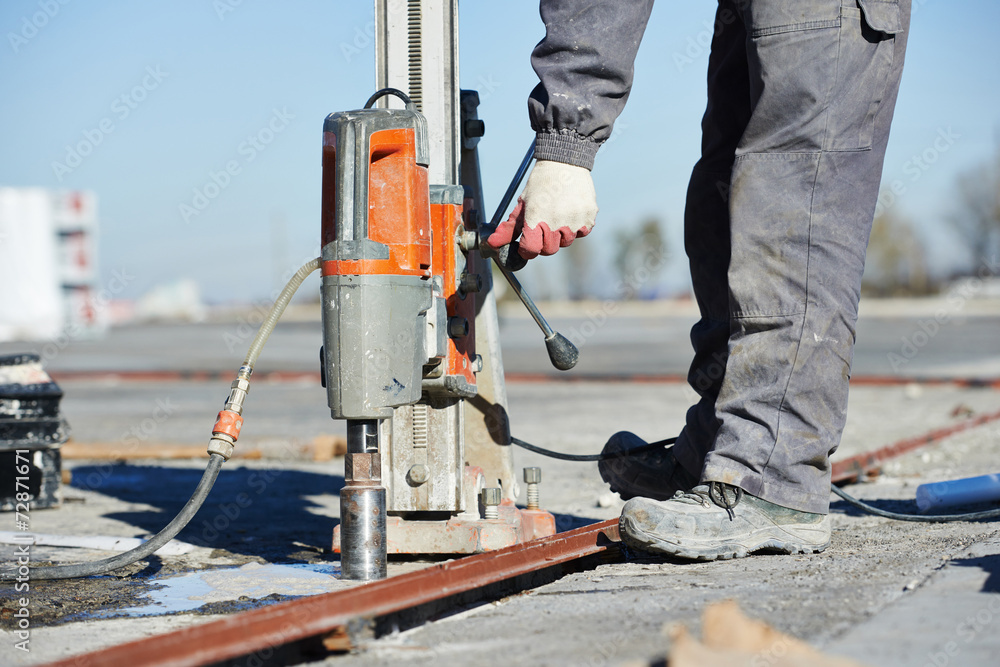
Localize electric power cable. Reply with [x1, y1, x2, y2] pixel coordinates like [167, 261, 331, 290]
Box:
[510, 436, 676, 461]
[830, 484, 1000, 522]
[510, 436, 1000, 523]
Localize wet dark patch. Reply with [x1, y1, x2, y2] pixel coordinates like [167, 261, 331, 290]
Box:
[187, 592, 298, 616]
[0, 553, 325, 628]
[1, 562, 156, 628]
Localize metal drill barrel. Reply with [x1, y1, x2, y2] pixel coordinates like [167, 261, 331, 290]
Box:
[340, 419, 387, 580]
[339, 485, 387, 580]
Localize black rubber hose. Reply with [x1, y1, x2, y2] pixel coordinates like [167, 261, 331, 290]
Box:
[1, 454, 225, 581]
[831, 483, 1000, 522]
[511, 435, 1000, 523]
[510, 436, 677, 462]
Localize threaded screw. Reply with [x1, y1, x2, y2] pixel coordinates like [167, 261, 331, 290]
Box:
[481, 487, 501, 520]
[523, 467, 541, 510]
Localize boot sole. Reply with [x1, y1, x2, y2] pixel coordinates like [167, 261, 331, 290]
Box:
[619, 515, 830, 561]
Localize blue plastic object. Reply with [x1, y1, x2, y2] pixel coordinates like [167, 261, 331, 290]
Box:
[916, 473, 1000, 512]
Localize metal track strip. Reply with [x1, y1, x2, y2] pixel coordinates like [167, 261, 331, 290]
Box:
[832, 407, 1000, 483]
[38, 409, 1000, 666]
[41, 520, 621, 667]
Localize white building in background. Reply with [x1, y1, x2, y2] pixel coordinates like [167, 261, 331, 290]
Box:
[0, 188, 105, 343]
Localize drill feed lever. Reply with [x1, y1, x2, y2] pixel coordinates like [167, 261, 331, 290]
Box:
[479, 141, 579, 371]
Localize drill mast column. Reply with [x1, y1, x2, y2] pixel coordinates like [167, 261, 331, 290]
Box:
[374, 0, 517, 503]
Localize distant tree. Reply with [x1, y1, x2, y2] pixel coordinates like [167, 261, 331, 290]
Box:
[562, 240, 591, 301]
[947, 155, 1000, 273]
[613, 217, 668, 299]
[862, 207, 930, 296]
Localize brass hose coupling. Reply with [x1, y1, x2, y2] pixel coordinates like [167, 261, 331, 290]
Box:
[208, 365, 252, 461]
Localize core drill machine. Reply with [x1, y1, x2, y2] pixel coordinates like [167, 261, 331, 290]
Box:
[321, 1, 579, 580]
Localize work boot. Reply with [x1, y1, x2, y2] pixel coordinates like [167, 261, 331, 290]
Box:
[619, 482, 831, 561]
[598, 431, 699, 501]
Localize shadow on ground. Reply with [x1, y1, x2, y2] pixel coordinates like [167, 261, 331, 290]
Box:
[552, 512, 604, 532]
[952, 554, 1000, 593]
[69, 464, 344, 562]
[69, 465, 602, 560]
[830, 496, 922, 517]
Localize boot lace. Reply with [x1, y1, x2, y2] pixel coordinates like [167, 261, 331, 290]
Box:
[670, 482, 743, 520]
[709, 482, 743, 520]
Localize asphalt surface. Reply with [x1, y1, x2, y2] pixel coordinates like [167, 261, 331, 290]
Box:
[1, 298, 999, 666]
[1, 297, 998, 379]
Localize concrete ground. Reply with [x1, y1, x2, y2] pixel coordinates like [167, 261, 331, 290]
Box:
[1, 298, 999, 666]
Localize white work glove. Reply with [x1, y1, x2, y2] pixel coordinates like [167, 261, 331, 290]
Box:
[486, 160, 598, 261]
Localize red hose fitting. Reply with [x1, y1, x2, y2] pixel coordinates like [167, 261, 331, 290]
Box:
[213, 409, 244, 441]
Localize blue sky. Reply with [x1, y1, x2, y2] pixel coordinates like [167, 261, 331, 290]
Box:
[1, 0, 997, 302]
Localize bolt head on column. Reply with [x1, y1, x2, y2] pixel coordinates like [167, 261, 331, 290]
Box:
[459, 272, 482, 295]
[448, 317, 469, 338]
[480, 487, 502, 506]
[407, 464, 429, 485]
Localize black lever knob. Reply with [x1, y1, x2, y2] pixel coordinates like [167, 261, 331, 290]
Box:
[545, 333, 579, 371]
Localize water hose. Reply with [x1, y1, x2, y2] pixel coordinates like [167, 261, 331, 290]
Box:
[244, 258, 320, 370]
[0, 258, 321, 581]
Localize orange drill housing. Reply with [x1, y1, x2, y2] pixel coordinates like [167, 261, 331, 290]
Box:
[430, 198, 477, 386]
[321, 129, 431, 278]
[319, 102, 477, 420]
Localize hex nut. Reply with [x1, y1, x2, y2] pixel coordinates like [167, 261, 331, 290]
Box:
[523, 467, 542, 484]
[207, 437, 235, 461]
[480, 487, 502, 506]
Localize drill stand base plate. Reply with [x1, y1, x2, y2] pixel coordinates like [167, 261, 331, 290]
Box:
[332, 501, 556, 555]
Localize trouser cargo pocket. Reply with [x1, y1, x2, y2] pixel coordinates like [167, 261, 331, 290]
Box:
[827, 0, 902, 150]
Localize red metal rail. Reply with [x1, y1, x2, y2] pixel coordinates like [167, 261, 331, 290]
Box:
[38, 399, 1000, 666]
[831, 408, 1000, 483]
[41, 519, 621, 667]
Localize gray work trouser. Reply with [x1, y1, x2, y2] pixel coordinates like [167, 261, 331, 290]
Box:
[672, 0, 911, 513]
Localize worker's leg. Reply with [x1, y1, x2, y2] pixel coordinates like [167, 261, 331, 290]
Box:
[620, 0, 910, 559]
[700, 0, 911, 513]
[671, 0, 753, 480]
[600, 0, 751, 502]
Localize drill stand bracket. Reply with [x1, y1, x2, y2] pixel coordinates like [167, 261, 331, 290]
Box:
[333, 465, 556, 555]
